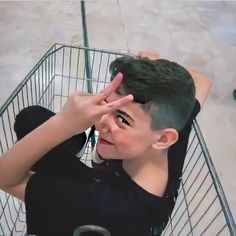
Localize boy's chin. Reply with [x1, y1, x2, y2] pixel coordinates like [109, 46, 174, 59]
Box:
[96, 146, 112, 160]
[97, 150, 120, 160]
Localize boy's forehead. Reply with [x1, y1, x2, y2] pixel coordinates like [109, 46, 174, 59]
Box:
[106, 92, 151, 123]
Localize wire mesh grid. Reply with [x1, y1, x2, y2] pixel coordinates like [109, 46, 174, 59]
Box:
[0, 44, 235, 236]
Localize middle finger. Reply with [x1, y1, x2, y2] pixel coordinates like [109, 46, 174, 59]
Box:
[99, 72, 123, 97]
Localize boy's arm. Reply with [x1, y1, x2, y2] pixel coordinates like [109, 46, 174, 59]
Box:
[0, 74, 133, 201]
[1, 172, 34, 201]
[138, 51, 212, 107]
[0, 116, 74, 201]
[187, 68, 212, 108]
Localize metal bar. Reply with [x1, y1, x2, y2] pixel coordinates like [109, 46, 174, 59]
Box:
[25, 83, 30, 107]
[20, 90, 25, 109]
[33, 73, 38, 104]
[199, 210, 223, 236]
[67, 47, 72, 98]
[81, 1, 89, 48]
[182, 141, 200, 174]
[0, 209, 11, 234]
[47, 54, 52, 109]
[0, 43, 128, 112]
[29, 77, 34, 105]
[60, 46, 65, 107]
[0, 45, 58, 115]
[75, 48, 81, 92]
[45, 58, 49, 107]
[189, 195, 218, 235]
[37, 68, 41, 105]
[177, 182, 193, 236]
[168, 160, 210, 233]
[216, 224, 227, 236]
[84, 50, 93, 92]
[89, 50, 95, 93]
[185, 171, 210, 208]
[0, 223, 4, 236]
[0, 194, 10, 220]
[11, 201, 24, 234]
[168, 151, 203, 223]
[1, 117, 9, 150]
[12, 101, 16, 119]
[95, 52, 103, 93]
[104, 53, 111, 84]
[55, 43, 129, 57]
[37, 77, 56, 106]
[52, 44, 57, 110]
[81, 1, 95, 147]
[81, 1, 93, 93]
[0, 139, 3, 154]
[16, 94, 20, 114]
[193, 120, 236, 235]
[182, 150, 203, 186]
[184, 157, 206, 195]
[186, 133, 197, 153]
[41, 60, 45, 106]
[6, 108, 14, 145]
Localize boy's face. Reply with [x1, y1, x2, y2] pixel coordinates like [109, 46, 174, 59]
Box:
[95, 91, 157, 160]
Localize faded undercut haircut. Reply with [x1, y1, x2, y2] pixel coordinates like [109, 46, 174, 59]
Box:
[109, 56, 196, 131]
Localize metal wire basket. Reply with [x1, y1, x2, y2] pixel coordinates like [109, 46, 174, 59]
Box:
[0, 44, 235, 236]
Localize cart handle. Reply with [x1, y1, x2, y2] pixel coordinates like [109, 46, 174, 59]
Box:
[73, 225, 111, 236]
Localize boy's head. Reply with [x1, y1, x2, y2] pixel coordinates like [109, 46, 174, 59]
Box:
[109, 56, 196, 132]
[95, 56, 195, 160]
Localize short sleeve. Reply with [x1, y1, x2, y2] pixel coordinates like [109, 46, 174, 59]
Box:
[183, 99, 201, 128]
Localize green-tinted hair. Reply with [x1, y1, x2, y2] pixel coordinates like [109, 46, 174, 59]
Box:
[109, 56, 196, 131]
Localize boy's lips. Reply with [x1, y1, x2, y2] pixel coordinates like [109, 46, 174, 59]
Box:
[98, 137, 114, 145]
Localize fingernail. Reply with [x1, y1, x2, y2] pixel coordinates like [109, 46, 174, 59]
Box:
[128, 94, 134, 101]
[117, 72, 123, 79]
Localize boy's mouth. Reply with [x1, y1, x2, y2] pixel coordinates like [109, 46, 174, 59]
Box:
[98, 137, 114, 145]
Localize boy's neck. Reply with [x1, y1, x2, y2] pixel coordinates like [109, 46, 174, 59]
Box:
[122, 150, 168, 197]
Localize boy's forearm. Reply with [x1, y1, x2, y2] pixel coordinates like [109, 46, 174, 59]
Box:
[187, 68, 212, 106]
[0, 115, 71, 188]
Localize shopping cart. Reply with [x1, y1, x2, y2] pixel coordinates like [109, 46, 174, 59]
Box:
[0, 44, 235, 236]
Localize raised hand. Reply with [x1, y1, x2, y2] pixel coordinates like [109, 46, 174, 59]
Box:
[55, 73, 133, 136]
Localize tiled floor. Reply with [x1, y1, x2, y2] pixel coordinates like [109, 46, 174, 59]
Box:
[0, 0, 235, 228]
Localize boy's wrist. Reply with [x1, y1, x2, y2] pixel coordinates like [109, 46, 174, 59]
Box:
[46, 115, 75, 142]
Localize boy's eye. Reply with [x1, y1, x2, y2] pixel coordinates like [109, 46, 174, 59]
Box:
[116, 114, 130, 126]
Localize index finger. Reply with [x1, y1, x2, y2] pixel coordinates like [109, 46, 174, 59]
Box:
[98, 94, 134, 116]
[99, 72, 123, 97]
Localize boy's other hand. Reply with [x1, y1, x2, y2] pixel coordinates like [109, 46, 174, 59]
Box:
[138, 51, 161, 60]
[54, 73, 133, 137]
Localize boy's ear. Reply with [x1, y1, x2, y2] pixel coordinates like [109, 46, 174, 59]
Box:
[152, 128, 179, 150]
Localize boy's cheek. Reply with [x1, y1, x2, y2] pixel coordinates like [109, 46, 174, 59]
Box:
[116, 139, 143, 155]
[115, 136, 133, 149]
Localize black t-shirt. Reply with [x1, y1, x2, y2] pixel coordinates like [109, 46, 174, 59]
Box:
[25, 100, 201, 236]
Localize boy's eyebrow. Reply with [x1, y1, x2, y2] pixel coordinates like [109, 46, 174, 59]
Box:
[104, 99, 134, 122]
[117, 109, 134, 122]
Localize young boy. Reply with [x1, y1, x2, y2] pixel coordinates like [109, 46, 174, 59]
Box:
[0, 52, 211, 236]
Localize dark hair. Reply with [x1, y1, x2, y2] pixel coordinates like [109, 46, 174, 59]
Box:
[109, 56, 196, 131]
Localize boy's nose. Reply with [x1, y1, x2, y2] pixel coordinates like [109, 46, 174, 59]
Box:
[96, 113, 112, 133]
